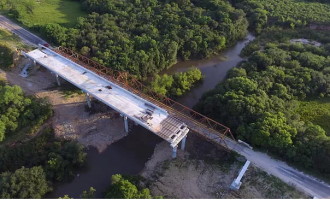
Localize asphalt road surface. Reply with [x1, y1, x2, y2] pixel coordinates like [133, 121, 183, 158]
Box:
[0, 15, 47, 46]
[1, 14, 330, 199]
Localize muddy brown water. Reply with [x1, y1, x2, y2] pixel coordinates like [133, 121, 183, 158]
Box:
[48, 33, 255, 198]
[167, 33, 255, 108]
[47, 127, 162, 198]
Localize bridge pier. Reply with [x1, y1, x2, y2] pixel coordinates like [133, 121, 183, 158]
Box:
[119, 114, 129, 133]
[55, 74, 61, 86]
[172, 145, 178, 158]
[181, 135, 187, 150]
[86, 93, 92, 108]
[124, 116, 129, 133]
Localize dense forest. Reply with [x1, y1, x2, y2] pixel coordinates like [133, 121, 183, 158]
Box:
[59, 174, 158, 199]
[0, 80, 86, 198]
[0, 131, 86, 198]
[0, 43, 14, 69]
[37, 0, 248, 77]
[105, 174, 158, 199]
[0, 82, 52, 142]
[195, 40, 330, 176]
[232, 0, 330, 33]
[151, 68, 202, 97]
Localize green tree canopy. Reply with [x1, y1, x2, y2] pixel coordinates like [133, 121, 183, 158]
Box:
[150, 68, 202, 97]
[0, 166, 51, 198]
[0, 43, 14, 70]
[0, 84, 52, 142]
[40, 0, 248, 77]
[105, 174, 154, 199]
[195, 41, 330, 177]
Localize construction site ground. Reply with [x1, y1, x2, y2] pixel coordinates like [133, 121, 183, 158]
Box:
[140, 133, 309, 199]
[0, 58, 127, 152]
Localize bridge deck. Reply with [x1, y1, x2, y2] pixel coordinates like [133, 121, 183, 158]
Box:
[24, 47, 188, 147]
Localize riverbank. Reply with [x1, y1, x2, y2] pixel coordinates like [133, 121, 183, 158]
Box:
[0, 32, 257, 198]
[140, 134, 309, 199]
[46, 33, 258, 198]
[1, 58, 163, 198]
[164, 34, 255, 108]
[48, 127, 162, 198]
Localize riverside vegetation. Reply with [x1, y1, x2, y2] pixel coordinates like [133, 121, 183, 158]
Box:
[0, 0, 330, 196]
[0, 29, 86, 198]
[231, 0, 330, 33]
[195, 33, 330, 179]
[0, 79, 86, 198]
[20, 0, 248, 77]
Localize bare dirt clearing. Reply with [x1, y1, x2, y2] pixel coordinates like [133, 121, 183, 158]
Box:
[141, 134, 309, 199]
[1, 59, 127, 152]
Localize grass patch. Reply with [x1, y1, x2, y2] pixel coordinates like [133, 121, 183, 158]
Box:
[0, 29, 20, 43]
[0, 28, 30, 70]
[298, 97, 330, 135]
[0, 28, 28, 49]
[240, 166, 309, 198]
[59, 82, 84, 99]
[6, 0, 87, 28]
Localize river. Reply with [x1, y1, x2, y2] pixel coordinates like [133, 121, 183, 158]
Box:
[47, 127, 162, 198]
[48, 33, 255, 198]
[168, 33, 255, 108]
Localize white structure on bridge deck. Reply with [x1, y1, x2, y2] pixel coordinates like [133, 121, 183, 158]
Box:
[23, 45, 188, 158]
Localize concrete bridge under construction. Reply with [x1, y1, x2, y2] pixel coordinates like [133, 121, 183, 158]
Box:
[23, 45, 235, 158]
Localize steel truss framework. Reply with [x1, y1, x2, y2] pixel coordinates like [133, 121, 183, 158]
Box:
[55, 46, 236, 149]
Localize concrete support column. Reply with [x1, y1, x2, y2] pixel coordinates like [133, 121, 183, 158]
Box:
[181, 135, 187, 150]
[86, 93, 92, 108]
[55, 74, 61, 86]
[172, 146, 178, 158]
[33, 60, 36, 67]
[124, 116, 129, 133]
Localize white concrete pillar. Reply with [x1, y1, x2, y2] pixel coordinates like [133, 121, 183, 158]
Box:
[124, 116, 129, 133]
[55, 74, 61, 86]
[86, 93, 92, 108]
[172, 146, 177, 158]
[181, 135, 187, 150]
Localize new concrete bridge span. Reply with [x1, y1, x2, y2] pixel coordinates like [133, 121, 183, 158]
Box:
[23, 45, 234, 158]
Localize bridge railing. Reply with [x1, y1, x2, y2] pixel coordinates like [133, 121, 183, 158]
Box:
[55, 46, 236, 149]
